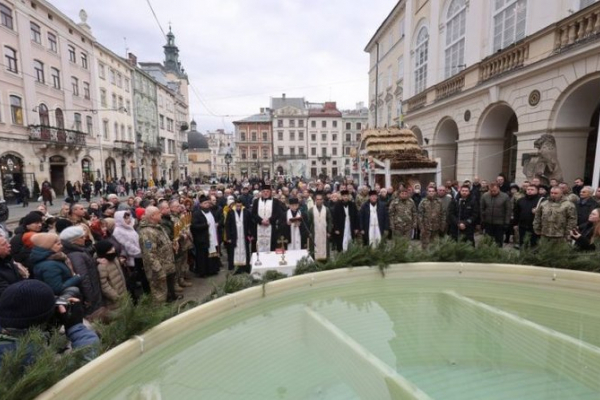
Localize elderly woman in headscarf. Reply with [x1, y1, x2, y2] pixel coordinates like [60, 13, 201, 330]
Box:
[112, 210, 149, 298]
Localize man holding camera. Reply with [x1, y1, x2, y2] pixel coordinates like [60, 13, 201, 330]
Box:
[0, 280, 99, 367]
[533, 186, 577, 243]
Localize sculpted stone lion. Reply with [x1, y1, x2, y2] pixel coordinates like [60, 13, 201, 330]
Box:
[523, 134, 563, 185]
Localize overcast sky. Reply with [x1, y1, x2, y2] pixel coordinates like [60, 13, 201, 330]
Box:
[51, 0, 396, 132]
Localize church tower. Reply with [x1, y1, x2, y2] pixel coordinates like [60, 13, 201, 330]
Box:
[163, 26, 187, 79]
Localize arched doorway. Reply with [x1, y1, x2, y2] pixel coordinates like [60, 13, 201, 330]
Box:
[81, 158, 93, 182]
[434, 118, 459, 181]
[0, 153, 25, 204]
[552, 75, 600, 185]
[105, 157, 117, 182]
[276, 165, 285, 176]
[477, 103, 518, 182]
[412, 126, 424, 146]
[49, 155, 67, 196]
[120, 159, 126, 180]
[151, 158, 158, 180]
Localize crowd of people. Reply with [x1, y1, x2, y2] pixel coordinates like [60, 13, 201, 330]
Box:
[1, 172, 599, 368]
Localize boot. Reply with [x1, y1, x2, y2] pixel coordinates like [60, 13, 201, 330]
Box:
[179, 279, 192, 287]
[174, 283, 184, 294]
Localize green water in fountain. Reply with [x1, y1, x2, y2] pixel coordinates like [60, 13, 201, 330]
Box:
[84, 276, 600, 399]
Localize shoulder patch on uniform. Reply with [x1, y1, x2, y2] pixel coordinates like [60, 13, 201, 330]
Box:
[144, 240, 153, 249]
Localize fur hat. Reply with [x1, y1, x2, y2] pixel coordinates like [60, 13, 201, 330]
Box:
[55, 218, 73, 234]
[59, 226, 86, 242]
[22, 212, 43, 227]
[0, 280, 56, 329]
[94, 240, 114, 258]
[31, 233, 59, 250]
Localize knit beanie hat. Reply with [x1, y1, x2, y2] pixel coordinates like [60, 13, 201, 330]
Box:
[94, 240, 114, 258]
[135, 207, 146, 220]
[55, 218, 73, 234]
[59, 226, 85, 242]
[22, 232, 36, 249]
[22, 212, 43, 227]
[31, 233, 59, 250]
[0, 280, 56, 329]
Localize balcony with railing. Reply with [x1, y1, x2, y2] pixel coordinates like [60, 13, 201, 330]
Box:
[403, 1, 600, 115]
[28, 125, 86, 146]
[113, 140, 135, 155]
[273, 154, 307, 161]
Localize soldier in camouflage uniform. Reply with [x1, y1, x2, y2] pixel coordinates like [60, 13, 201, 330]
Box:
[355, 186, 369, 210]
[169, 200, 193, 288]
[138, 206, 176, 303]
[388, 187, 417, 240]
[158, 200, 184, 299]
[418, 186, 446, 248]
[533, 186, 577, 243]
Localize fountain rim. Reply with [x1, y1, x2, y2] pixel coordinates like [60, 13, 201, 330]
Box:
[38, 262, 600, 399]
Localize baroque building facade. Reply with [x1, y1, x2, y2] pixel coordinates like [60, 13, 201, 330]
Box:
[0, 0, 190, 202]
[233, 110, 273, 179]
[271, 95, 308, 178]
[366, 0, 600, 185]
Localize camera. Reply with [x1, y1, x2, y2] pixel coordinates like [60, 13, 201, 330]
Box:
[55, 286, 81, 306]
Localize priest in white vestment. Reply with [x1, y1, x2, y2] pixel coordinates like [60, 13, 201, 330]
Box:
[286, 197, 307, 250]
[251, 185, 283, 253]
[308, 192, 332, 262]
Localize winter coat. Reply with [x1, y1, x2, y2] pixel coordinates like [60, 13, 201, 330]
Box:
[480, 191, 511, 226]
[0, 256, 23, 297]
[30, 247, 81, 295]
[448, 195, 479, 236]
[514, 194, 542, 229]
[576, 198, 598, 229]
[533, 196, 577, 239]
[62, 241, 103, 315]
[112, 211, 141, 267]
[574, 221, 596, 251]
[97, 259, 127, 305]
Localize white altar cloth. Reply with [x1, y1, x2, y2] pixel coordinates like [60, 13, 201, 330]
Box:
[250, 249, 312, 278]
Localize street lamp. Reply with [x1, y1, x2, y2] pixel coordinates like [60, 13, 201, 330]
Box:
[224, 152, 232, 183]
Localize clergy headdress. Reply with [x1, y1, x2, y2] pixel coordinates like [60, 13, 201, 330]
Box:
[288, 197, 299, 205]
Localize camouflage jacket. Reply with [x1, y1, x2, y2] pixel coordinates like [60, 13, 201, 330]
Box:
[137, 220, 175, 278]
[418, 197, 446, 233]
[533, 196, 577, 238]
[388, 198, 417, 232]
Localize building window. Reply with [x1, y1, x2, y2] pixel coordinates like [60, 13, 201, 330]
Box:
[68, 45, 76, 63]
[86, 115, 93, 134]
[74, 113, 82, 131]
[399, 17, 405, 39]
[357, 123, 362, 131]
[290, 147, 296, 155]
[346, 133, 351, 142]
[299, 147, 304, 155]
[321, 148, 327, 156]
[112, 93, 117, 109]
[299, 131, 304, 140]
[100, 89, 107, 107]
[414, 26, 429, 94]
[345, 122, 351, 130]
[30, 22, 41, 43]
[71, 77, 79, 96]
[321, 134, 326, 141]
[262, 148, 268, 159]
[311, 134, 316, 141]
[83, 82, 90, 99]
[262, 131, 268, 141]
[124, 78, 130, 92]
[277, 119, 283, 127]
[51, 67, 60, 89]
[311, 147, 316, 156]
[387, 103, 392, 127]
[114, 122, 119, 139]
[34, 60, 44, 83]
[128, 126, 133, 141]
[116, 72, 122, 88]
[0, 3, 13, 29]
[298, 119, 304, 127]
[290, 131, 295, 141]
[109, 69, 115, 85]
[121, 124, 125, 141]
[345, 147, 350, 155]
[240, 132, 246, 141]
[118, 96, 123, 110]
[289, 119, 295, 127]
[81, 53, 88, 69]
[38, 103, 49, 126]
[99, 63, 105, 79]
[356, 133, 361, 141]
[4, 46, 17, 73]
[332, 147, 337, 156]
[251, 149, 258, 159]
[321, 121, 327, 128]
[493, 0, 527, 52]
[55, 108, 64, 130]
[125, 100, 130, 114]
[333, 121, 338, 128]
[278, 131, 283, 141]
[159, 114, 165, 129]
[103, 119, 109, 139]
[397, 56, 404, 80]
[445, 0, 466, 78]
[48, 32, 57, 52]
[278, 147, 284, 155]
[332, 134, 337, 141]
[251, 131, 257, 141]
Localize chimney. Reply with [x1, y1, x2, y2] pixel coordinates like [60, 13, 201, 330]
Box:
[127, 52, 137, 67]
[282, 93, 286, 100]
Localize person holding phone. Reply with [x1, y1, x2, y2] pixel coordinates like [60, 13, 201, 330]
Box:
[571, 208, 600, 251]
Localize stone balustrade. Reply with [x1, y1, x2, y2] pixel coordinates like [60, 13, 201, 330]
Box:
[479, 42, 529, 82]
[555, 3, 600, 50]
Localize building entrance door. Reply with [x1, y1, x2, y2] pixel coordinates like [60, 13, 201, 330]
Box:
[49, 155, 66, 196]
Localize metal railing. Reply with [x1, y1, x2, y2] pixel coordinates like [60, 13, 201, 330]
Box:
[28, 125, 86, 146]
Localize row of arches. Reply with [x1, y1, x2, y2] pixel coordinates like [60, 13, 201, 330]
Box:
[410, 73, 600, 184]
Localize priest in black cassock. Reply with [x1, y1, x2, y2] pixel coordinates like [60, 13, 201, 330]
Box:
[332, 190, 359, 252]
[225, 198, 252, 274]
[359, 190, 390, 248]
[251, 185, 283, 252]
[191, 194, 221, 277]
